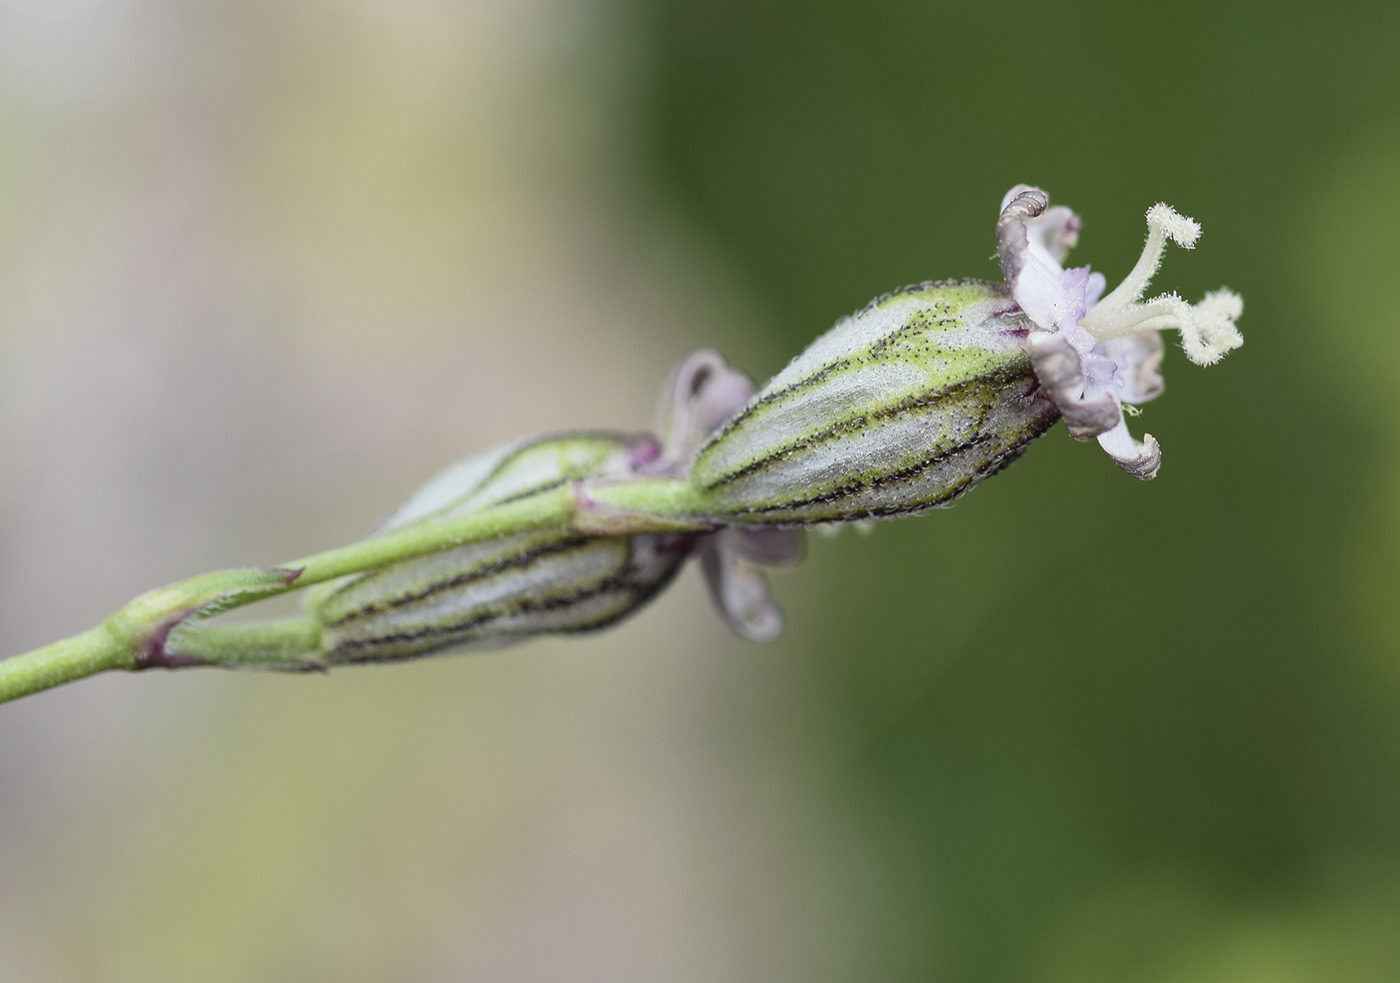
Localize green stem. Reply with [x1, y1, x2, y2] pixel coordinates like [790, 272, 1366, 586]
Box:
[0, 626, 130, 703]
[169, 616, 324, 669]
[0, 477, 710, 704]
[283, 485, 580, 588]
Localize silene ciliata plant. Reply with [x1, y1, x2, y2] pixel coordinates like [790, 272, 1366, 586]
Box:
[0, 186, 1243, 703]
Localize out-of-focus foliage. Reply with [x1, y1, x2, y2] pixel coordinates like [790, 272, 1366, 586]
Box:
[1, 0, 1399, 979]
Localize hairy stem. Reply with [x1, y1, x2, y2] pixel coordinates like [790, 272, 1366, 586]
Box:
[0, 627, 130, 703]
[0, 478, 709, 704]
[169, 616, 324, 670]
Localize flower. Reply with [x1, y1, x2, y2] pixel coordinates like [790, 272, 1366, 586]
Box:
[582, 186, 1243, 534]
[651, 350, 805, 641]
[996, 185, 1243, 478]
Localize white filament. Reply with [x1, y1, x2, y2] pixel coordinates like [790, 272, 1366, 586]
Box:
[1079, 203, 1241, 366]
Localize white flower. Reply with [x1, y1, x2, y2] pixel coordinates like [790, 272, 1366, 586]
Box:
[995, 185, 1243, 478]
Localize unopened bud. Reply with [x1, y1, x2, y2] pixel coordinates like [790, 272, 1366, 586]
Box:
[306, 433, 696, 662]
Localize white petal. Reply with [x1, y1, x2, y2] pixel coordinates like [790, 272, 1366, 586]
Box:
[1012, 260, 1096, 337]
[698, 535, 785, 642]
[1026, 330, 1122, 440]
[1098, 331, 1165, 404]
[1095, 416, 1161, 479]
[996, 186, 1084, 272]
[1084, 271, 1107, 308]
[1027, 205, 1082, 266]
[1012, 255, 1073, 330]
[995, 188, 1094, 333]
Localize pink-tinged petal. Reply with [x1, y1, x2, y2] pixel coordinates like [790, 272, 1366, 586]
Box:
[1011, 257, 1095, 336]
[1026, 331, 1122, 440]
[1080, 348, 1119, 397]
[656, 349, 757, 470]
[996, 187, 1092, 335]
[1099, 331, 1165, 404]
[1060, 318, 1100, 356]
[698, 533, 785, 642]
[1028, 205, 1082, 266]
[999, 215, 1090, 333]
[1096, 416, 1161, 479]
[1084, 271, 1107, 308]
[1058, 267, 1094, 325]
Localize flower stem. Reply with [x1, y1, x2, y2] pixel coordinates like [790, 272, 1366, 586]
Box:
[0, 478, 710, 704]
[169, 616, 324, 669]
[0, 626, 131, 703]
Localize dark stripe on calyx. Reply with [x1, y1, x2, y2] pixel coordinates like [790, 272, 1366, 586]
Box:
[699, 283, 1008, 456]
[322, 534, 597, 628]
[328, 537, 680, 662]
[699, 366, 1027, 491]
[719, 432, 999, 517]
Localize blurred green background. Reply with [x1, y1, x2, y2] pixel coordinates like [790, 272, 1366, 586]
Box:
[3, 0, 1400, 980]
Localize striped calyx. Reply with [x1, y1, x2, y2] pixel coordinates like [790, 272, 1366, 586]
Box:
[306, 433, 696, 663]
[685, 280, 1060, 523]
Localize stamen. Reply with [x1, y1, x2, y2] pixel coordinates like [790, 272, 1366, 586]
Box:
[1081, 203, 1201, 330]
[1081, 294, 1193, 343]
[1181, 289, 1244, 366]
[1077, 287, 1243, 367]
[1200, 288, 1244, 320]
[1148, 203, 1201, 248]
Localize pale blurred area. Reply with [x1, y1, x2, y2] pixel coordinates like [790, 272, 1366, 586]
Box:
[0, 1, 869, 979]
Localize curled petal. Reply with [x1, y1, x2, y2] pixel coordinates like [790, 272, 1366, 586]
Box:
[655, 350, 757, 470]
[996, 187, 1093, 333]
[1026, 331, 1122, 440]
[996, 185, 1081, 266]
[995, 185, 1050, 285]
[698, 531, 786, 642]
[1096, 416, 1161, 480]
